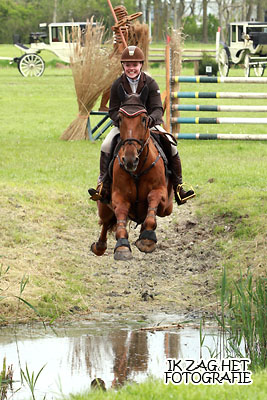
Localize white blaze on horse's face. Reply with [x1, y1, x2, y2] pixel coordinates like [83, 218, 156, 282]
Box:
[119, 113, 148, 173]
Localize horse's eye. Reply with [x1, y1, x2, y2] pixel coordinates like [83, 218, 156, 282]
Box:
[142, 116, 147, 125]
[118, 116, 122, 126]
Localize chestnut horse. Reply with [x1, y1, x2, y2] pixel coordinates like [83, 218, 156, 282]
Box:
[91, 88, 174, 260]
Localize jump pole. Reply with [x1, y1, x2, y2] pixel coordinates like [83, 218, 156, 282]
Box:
[171, 92, 267, 99]
[176, 133, 267, 140]
[172, 117, 267, 124]
[172, 76, 267, 84]
[172, 105, 267, 112]
[169, 74, 267, 140]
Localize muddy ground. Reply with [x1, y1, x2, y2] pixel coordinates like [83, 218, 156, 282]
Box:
[1, 195, 223, 323]
[86, 202, 222, 319]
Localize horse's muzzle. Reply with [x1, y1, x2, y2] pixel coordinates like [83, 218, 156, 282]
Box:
[122, 155, 139, 172]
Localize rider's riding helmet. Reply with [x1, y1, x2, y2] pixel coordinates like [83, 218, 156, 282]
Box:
[121, 46, 145, 63]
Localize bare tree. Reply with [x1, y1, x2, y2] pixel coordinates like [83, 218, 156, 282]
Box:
[202, 0, 208, 42]
[256, 0, 267, 20]
[53, 0, 57, 22]
[246, 0, 254, 20]
[177, 0, 186, 27]
[215, 0, 245, 41]
[189, 0, 197, 16]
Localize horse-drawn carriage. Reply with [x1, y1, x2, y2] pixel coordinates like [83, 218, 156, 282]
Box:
[217, 21, 267, 77]
[0, 21, 91, 77]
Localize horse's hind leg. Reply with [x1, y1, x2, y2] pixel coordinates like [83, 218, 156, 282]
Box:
[91, 204, 114, 256]
[91, 223, 109, 256]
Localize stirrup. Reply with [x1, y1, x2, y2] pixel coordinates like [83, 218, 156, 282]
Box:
[88, 182, 103, 201]
[176, 183, 195, 204]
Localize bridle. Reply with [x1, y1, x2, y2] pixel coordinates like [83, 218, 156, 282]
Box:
[118, 106, 150, 159]
[116, 106, 161, 224]
[120, 135, 150, 157]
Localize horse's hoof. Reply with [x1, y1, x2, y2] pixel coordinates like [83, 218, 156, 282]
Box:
[114, 247, 133, 261]
[91, 241, 107, 256]
[135, 239, 157, 253]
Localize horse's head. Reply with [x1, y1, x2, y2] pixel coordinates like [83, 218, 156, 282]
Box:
[118, 86, 150, 172]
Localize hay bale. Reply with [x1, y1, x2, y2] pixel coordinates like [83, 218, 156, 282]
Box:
[61, 19, 121, 141]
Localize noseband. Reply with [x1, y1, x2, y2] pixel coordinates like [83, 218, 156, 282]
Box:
[119, 106, 150, 156]
[120, 136, 150, 157]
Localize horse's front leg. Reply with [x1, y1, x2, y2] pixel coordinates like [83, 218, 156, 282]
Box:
[135, 189, 165, 253]
[112, 194, 132, 261]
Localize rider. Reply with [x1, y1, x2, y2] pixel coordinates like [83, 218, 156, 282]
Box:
[89, 45, 195, 205]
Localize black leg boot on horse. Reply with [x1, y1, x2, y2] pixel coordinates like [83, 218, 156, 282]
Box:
[170, 153, 195, 205]
[88, 151, 111, 203]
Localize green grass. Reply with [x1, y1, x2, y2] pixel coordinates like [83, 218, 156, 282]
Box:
[0, 49, 266, 320]
[66, 370, 267, 399]
[216, 268, 267, 370]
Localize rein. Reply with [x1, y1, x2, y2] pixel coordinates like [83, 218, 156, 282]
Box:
[116, 94, 161, 224]
[117, 132, 161, 224]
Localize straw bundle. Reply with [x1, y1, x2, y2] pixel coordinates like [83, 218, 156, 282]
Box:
[128, 22, 150, 71]
[169, 28, 185, 134]
[169, 28, 185, 76]
[61, 19, 121, 141]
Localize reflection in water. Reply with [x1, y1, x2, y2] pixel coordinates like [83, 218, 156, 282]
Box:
[67, 328, 182, 389]
[91, 377, 106, 391]
[0, 317, 219, 399]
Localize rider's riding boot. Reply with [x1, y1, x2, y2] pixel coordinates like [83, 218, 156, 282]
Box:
[88, 151, 111, 202]
[171, 153, 195, 205]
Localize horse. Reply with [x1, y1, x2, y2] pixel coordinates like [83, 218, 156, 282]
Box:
[91, 87, 174, 260]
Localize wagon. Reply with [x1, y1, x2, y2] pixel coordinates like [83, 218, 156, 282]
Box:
[0, 21, 92, 77]
[217, 21, 267, 77]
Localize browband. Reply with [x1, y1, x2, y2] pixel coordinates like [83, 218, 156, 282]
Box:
[119, 107, 147, 118]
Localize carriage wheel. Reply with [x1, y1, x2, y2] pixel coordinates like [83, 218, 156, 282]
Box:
[218, 48, 229, 77]
[244, 54, 251, 77]
[18, 53, 45, 77]
[254, 64, 265, 77]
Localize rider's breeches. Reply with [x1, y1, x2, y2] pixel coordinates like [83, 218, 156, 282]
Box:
[101, 127, 120, 153]
[101, 126, 178, 156]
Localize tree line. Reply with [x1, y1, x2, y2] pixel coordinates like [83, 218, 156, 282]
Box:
[0, 0, 266, 44]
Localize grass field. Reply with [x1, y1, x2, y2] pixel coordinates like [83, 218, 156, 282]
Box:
[0, 43, 266, 321]
[67, 369, 267, 399]
[0, 41, 266, 400]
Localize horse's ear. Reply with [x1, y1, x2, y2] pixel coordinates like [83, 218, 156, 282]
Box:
[139, 85, 149, 105]
[118, 83, 129, 103]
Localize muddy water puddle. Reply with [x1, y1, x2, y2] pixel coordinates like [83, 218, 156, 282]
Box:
[1, 313, 219, 399]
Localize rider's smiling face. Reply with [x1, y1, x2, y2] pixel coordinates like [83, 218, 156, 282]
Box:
[123, 61, 143, 79]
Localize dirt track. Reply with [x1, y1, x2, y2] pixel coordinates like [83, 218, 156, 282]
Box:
[1, 192, 222, 323]
[87, 202, 222, 317]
